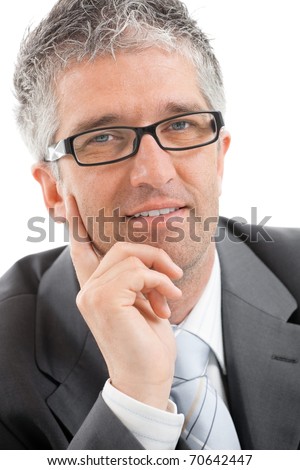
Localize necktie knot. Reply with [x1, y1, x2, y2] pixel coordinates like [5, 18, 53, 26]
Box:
[172, 326, 210, 383]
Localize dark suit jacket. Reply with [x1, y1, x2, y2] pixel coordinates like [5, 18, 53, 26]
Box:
[0, 218, 299, 450]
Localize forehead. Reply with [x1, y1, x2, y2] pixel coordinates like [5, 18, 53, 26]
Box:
[55, 48, 208, 139]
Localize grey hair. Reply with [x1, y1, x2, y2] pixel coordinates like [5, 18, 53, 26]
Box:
[14, 0, 225, 167]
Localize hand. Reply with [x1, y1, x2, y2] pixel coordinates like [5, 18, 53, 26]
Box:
[66, 196, 183, 410]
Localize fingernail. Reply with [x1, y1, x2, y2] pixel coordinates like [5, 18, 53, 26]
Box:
[171, 265, 183, 279]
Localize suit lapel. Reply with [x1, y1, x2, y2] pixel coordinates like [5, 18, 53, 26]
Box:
[217, 230, 300, 449]
[35, 247, 108, 436]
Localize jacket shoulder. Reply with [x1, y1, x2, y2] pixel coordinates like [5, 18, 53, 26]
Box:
[222, 217, 300, 265]
[0, 246, 68, 302]
[220, 217, 300, 323]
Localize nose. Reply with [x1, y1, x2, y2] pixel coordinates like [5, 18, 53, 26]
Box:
[129, 134, 177, 189]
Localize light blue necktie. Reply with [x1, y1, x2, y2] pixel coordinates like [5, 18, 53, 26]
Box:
[171, 326, 241, 450]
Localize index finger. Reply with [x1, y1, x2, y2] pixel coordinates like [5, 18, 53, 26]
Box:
[65, 195, 99, 286]
[96, 242, 183, 280]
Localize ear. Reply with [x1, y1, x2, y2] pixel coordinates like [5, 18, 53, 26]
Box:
[32, 163, 66, 221]
[217, 128, 231, 196]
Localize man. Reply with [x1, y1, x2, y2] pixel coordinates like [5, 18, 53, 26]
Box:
[0, 0, 299, 450]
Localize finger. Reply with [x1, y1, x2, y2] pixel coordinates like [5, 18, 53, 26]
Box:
[134, 294, 171, 323]
[134, 288, 172, 320]
[118, 268, 182, 316]
[134, 295, 157, 317]
[65, 195, 99, 286]
[96, 242, 183, 280]
[84, 256, 147, 288]
[86, 257, 174, 318]
[146, 289, 171, 318]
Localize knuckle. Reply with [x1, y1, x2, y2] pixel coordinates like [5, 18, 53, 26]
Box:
[76, 289, 85, 310]
[112, 241, 130, 253]
[157, 247, 168, 259]
[76, 284, 99, 311]
[157, 247, 165, 257]
[127, 256, 144, 269]
[77, 288, 109, 327]
[155, 270, 168, 283]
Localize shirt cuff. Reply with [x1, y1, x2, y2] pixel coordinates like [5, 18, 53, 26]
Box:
[102, 380, 184, 450]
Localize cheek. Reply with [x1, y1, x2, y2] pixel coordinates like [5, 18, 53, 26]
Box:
[177, 151, 219, 193]
[65, 167, 126, 217]
[76, 178, 111, 212]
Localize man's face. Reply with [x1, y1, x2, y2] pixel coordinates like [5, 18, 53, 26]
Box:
[38, 48, 230, 272]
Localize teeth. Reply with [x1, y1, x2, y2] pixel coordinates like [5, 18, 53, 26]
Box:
[133, 208, 179, 218]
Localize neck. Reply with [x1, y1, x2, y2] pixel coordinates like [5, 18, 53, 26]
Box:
[169, 242, 215, 324]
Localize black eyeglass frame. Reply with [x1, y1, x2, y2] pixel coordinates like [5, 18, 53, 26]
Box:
[46, 111, 225, 167]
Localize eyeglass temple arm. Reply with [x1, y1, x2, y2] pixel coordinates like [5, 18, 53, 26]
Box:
[46, 140, 67, 162]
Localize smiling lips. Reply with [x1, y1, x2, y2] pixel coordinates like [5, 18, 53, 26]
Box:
[132, 207, 180, 218]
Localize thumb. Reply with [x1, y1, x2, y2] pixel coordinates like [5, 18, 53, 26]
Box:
[65, 195, 99, 286]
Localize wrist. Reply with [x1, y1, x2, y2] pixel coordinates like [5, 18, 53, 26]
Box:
[110, 378, 172, 411]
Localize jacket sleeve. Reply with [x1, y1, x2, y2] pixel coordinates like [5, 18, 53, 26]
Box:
[68, 394, 190, 450]
[68, 395, 144, 450]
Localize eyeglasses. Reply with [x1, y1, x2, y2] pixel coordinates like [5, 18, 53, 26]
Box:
[46, 111, 224, 166]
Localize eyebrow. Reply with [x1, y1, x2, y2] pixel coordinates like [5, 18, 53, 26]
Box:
[70, 101, 206, 135]
[70, 114, 122, 135]
[163, 101, 206, 115]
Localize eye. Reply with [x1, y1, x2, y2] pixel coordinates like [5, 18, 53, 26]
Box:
[170, 121, 189, 131]
[93, 133, 113, 143]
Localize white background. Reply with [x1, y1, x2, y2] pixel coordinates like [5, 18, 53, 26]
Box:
[1, 0, 300, 276]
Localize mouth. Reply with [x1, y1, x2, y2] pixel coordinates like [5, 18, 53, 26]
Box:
[131, 207, 180, 218]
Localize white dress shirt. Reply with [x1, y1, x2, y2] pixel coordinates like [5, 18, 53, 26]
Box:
[102, 251, 227, 449]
